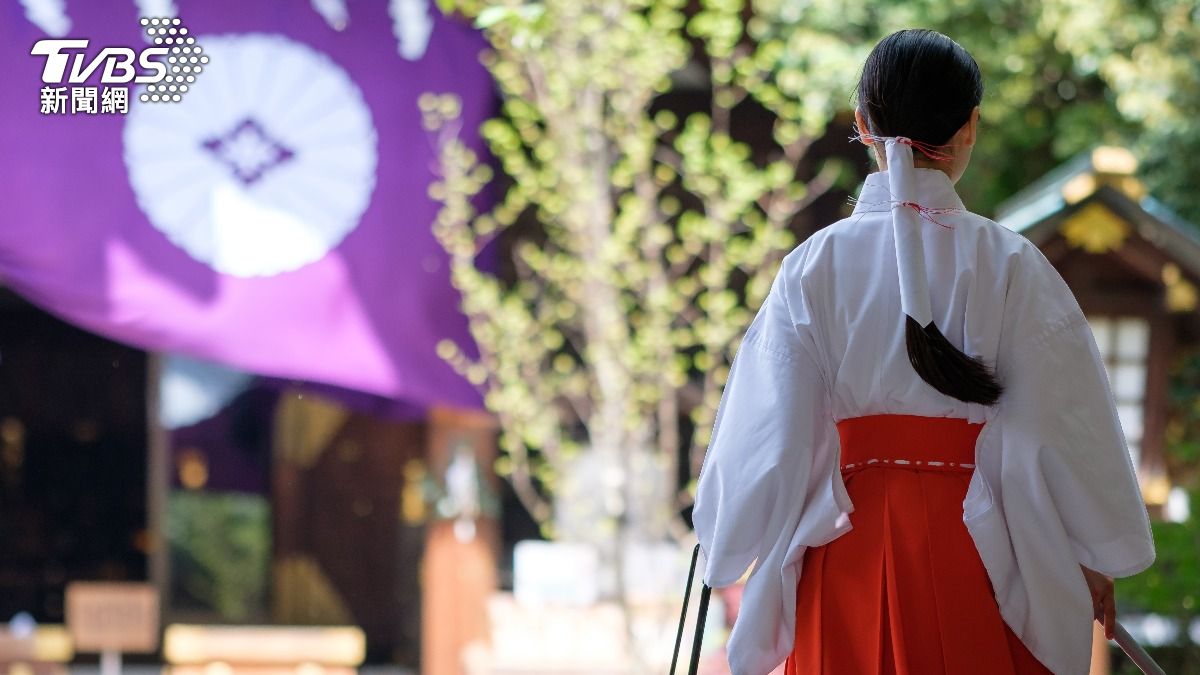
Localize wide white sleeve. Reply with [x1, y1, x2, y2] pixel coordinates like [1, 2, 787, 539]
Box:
[692, 260, 833, 589]
[994, 244, 1156, 578]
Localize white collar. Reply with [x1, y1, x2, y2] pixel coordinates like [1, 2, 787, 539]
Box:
[851, 168, 967, 216]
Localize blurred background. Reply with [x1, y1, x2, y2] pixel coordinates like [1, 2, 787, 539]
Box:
[0, 1, 1197, 674]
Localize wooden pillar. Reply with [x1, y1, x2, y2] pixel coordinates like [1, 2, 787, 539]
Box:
[1140, 307, 1174, 518]
[421, 406, 500, 675]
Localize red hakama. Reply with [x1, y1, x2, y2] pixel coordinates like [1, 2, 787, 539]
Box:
[785, 414, 1055, 675]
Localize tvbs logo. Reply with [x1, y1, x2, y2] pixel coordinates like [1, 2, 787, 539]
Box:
[32, 17, 207, 104]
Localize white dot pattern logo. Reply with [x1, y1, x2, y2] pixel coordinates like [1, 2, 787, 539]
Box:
[137, 17, 208, 104]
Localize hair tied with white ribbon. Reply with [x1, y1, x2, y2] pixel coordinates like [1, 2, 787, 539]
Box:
[846, 132, 965, 329]
[884, 135, 934, 328]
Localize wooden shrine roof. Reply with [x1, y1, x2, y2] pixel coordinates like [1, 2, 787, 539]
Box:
[994, 146, 1200, 280]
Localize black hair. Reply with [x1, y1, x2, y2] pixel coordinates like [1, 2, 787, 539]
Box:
[856, 29, 1003, 406]
[856, 29, 984, 148]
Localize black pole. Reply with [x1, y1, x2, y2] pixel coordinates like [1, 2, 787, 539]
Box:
[688, 583, 712, 675]
[669, 543, 701, 675]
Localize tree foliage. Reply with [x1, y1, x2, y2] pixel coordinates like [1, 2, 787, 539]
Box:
[427, 0, 865, 550]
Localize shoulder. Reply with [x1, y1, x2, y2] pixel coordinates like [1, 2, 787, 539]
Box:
[946, 211, 1076, 309]
[945, 209, 1061, 270]
[776, 215, 858, 286]
[990, 220, 1082, 322]
[982, 219, 1088, 352]
[744, 238, 827, 360]
[763, 226, 832, 305]
[971, 214, 1058, 275]
[947, 209, 1042, 263]
[778, 231, 822, 279]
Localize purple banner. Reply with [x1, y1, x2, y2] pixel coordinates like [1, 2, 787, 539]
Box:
[0, 0, 493, 411]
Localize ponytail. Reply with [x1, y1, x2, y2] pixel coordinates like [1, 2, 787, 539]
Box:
[905, 315, 1003, 405]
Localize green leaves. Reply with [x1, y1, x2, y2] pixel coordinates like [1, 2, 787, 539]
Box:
[1117, 499, 1200, 628]
[426, 0, 830, 542]
[475, 4, 545, 29]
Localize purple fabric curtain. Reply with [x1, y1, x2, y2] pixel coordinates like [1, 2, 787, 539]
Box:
[0, 0, 496, 411]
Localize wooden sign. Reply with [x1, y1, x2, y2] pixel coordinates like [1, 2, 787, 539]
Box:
[65, 583, 160, 653]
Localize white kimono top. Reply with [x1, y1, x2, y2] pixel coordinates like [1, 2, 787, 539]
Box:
[692, 168, 1157, 675]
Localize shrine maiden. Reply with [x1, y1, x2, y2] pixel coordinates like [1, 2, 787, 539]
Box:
[692, 29, 1155, 675]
